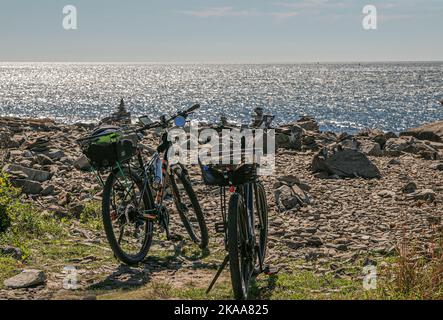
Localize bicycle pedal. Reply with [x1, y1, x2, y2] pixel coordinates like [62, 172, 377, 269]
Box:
[263, 266, 279, 276]
[215, 222, 226, 233]
[143, 211, 158, 220]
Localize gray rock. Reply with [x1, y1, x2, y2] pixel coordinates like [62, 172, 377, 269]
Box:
[276, 125, 303, 150]
[45, 149, 65, 160]
[23, 150, 34, 158]
[4, 269, 46, 289]
[401, 120, 443, 142]
[388, 158, 401, 166]
[385, 137, 441, 160]
[275, 185, 300, 211]
[36, 154, 53, 165]
[359, 140, 383, 157]
[405, 189, 436, 202]
[0, 130, 20, 148]
[297, 116, 319, 132]
[74, 156, 92, 172]
[285, 241, 305, 250]
[402, 182, 417, 194]
[41, 184, 55, 196]
[277, 175, 300, 187]
[274, 184, 312, 212]
[358, 129, 397, 149]
[430, 162, 443, 171]
[311, 148, 381, 179]
[11, 179, 43, 195]
[292, 184, 312, 205]
[0, 246, 23, 260]
[339, 138, 359, 150]
[3, 164, 52, 182]
[384, 138, 410, 156]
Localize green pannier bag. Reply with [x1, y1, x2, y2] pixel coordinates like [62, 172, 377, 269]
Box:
[79, 127, 137, 170]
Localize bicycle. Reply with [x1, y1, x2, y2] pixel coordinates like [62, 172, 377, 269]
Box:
[78, 104, 208, 265]
[201, 125, 270, 300]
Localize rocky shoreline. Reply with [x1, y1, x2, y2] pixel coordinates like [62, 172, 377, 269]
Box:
[2, 114, 443, 295]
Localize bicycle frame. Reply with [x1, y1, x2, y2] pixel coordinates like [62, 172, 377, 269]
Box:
[135, 131, 190, 230]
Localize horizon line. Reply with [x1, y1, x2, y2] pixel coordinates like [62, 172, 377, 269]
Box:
[1, 59, 442, 65]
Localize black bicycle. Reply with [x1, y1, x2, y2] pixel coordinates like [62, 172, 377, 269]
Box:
[201, 127, 270, 300]
[78, 104, 208, 265]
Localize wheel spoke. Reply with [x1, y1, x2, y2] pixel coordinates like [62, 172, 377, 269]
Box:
[117, 224, 125, 245]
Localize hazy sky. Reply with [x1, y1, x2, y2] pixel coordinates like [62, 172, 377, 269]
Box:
[0, 0, 442, 62]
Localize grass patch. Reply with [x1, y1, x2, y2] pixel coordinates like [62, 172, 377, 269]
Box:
[375, 238, 443, 300]
[80, 201, 102, 229]
[0, 171, 65, 244]
[251, 270, 366, 300]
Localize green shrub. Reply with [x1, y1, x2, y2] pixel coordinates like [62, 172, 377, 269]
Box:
[0, 172, 18, 233]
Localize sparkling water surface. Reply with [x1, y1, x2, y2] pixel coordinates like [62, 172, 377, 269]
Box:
[0, 62, 442, 133]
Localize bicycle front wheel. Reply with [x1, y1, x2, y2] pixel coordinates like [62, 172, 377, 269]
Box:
[227, 192, 255, 300]
[170, 165, 209, 249]
[254, 182, 268, 269]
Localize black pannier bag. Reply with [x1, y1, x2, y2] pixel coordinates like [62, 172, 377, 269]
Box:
[201, 163, 257, 187]
[78, 126, 138, 170]
[199, 139, 258, 187]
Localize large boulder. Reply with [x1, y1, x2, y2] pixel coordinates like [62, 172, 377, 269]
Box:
[401, 120, 443, 142]
[311, 148, 381, 179]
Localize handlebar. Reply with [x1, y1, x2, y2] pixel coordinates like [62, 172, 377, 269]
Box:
[183, 103, 200, 115]
[137, 104, 200, 133]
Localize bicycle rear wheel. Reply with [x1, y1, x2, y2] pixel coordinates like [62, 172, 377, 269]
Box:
[227, 192, 255, 300]
[102, 167, 154, 265]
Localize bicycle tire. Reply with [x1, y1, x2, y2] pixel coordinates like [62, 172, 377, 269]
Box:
[255, 182, 268, 268]
[227, 192, 254, 300]
[102, 167, 154, 265]
[171, 165, 209, 249]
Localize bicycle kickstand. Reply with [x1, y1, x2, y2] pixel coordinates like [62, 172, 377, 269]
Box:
[206, 255, 229, 294]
